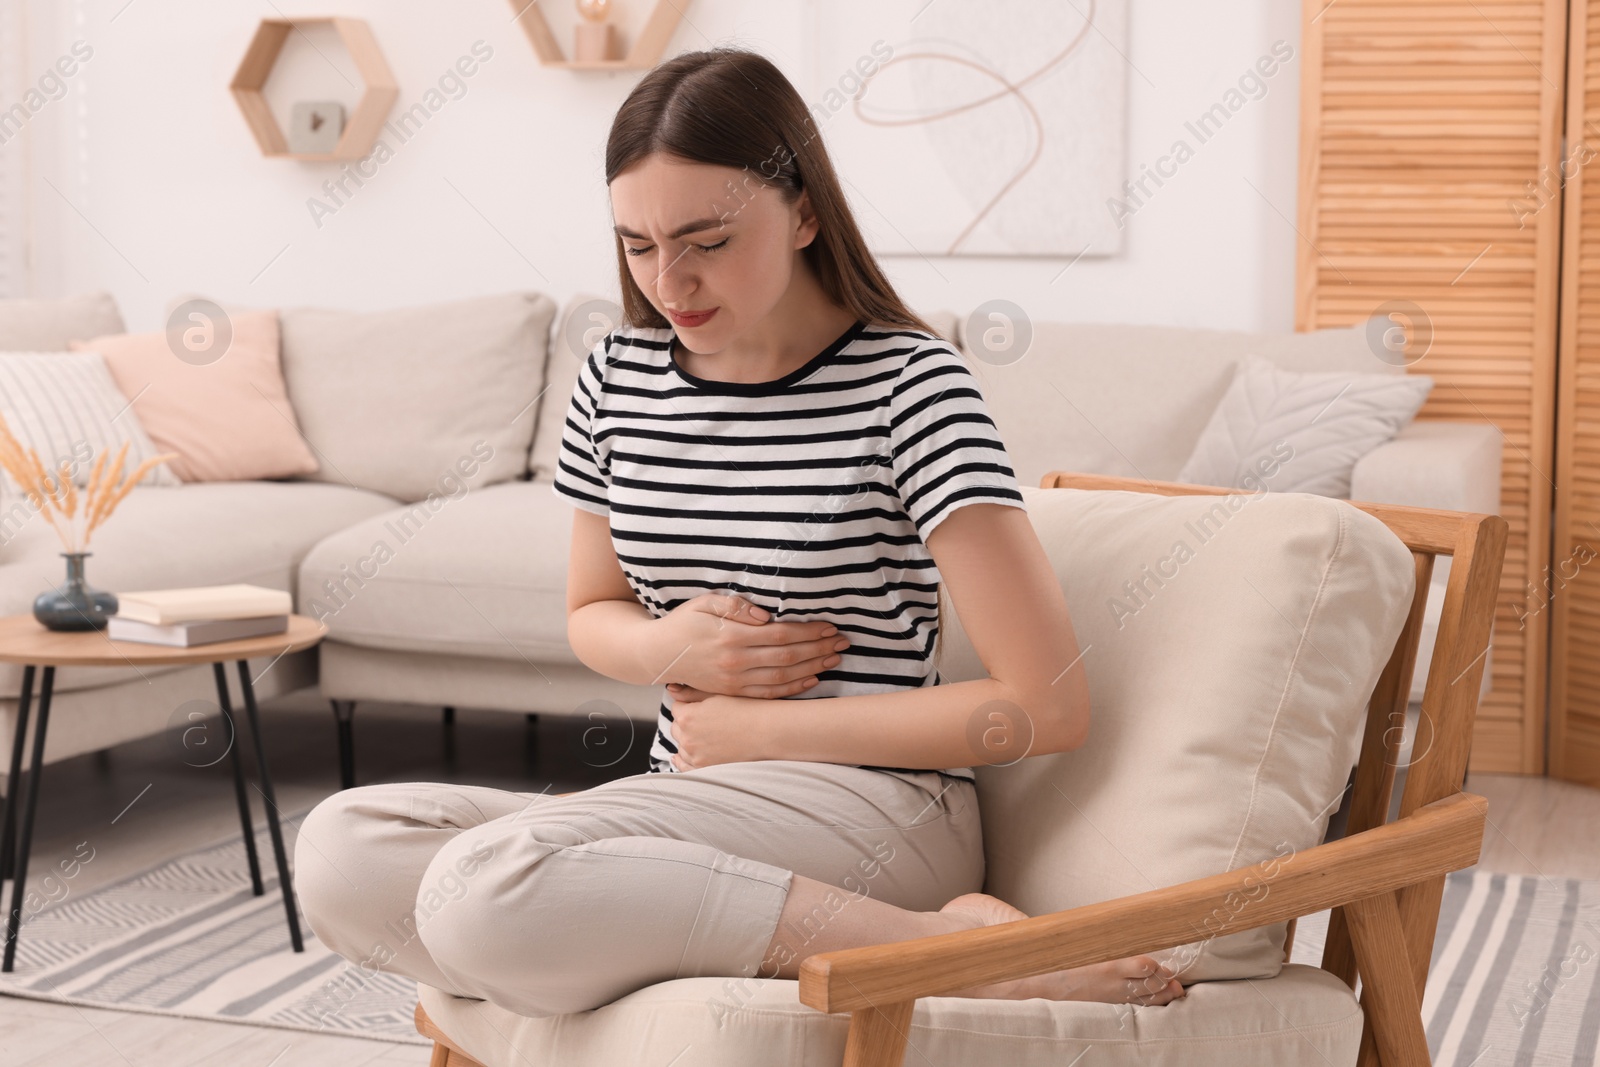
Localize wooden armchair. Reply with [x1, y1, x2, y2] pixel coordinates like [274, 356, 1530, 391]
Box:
[416, 472, 1506, 1067]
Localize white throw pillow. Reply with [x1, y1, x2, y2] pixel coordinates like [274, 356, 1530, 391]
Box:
[0, 351, 181, 495]
[1177, 355, 1433, 497]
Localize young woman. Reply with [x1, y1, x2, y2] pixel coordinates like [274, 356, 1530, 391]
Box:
[295, 46, 1185, 1020]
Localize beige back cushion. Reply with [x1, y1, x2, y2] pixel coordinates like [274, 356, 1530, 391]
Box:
[280, 291, 556, 502]
[530, 292, 618, 481]
[958, 320, 1396, 490]
[937, 484, 1415, 980]
[0, 291, 125, 350]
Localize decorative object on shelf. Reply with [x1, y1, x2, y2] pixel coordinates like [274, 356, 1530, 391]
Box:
[576, 0, 617, 62]
[287, 100, 345, 155]
[508, 0, 687, 70]
[230, 17, 397, 161]
[573, 0, 618, 63]
[0, 416, 178, 631]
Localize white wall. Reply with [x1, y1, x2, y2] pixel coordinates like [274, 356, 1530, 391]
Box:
[12, 0, 1302, 334]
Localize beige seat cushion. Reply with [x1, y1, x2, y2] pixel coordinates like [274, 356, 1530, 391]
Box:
[280, 291, 556, 502]
[297, 479, 576, 665]
[941, 484, 1415, 981]
[420, 963, 1361, 1067]
[0, 480, 398, 695]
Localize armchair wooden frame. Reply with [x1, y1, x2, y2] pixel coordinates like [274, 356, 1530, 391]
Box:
[414, 473, 1508, 1067]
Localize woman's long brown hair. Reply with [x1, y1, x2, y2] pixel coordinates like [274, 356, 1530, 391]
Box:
[605, 46, 955, 681]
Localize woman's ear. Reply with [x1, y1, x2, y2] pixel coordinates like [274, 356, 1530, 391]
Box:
[793, 189, 821, 250]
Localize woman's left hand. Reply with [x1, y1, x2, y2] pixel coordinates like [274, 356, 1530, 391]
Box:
[664, 687, 769, 770]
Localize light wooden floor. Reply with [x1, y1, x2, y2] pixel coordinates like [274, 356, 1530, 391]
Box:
[0, 686, 1595, 1065]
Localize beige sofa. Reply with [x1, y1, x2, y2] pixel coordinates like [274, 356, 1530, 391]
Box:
[0, 291, 1501, 781]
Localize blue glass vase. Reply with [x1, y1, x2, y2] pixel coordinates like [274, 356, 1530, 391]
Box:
[34, 551, 119, 632]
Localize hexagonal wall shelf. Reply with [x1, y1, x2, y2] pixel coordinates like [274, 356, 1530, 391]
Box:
[230, 17, 399, 161]
[508, 0, 689, 70]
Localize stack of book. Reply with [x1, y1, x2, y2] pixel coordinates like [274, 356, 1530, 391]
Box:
[107, 584, 293, 647]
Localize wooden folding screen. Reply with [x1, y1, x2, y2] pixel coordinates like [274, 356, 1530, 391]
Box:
[1553, 0, 1600, 786]
[1296, 0, 1566, 774]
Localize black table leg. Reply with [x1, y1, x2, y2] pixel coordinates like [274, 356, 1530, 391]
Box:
[212, 663, 263, 896]
[442, 705, 456, 770]
[0, 666, 36, 889]
[3, 665, 52, 972]
[329, 699, 355, 790]
[236, 660, 302, 952]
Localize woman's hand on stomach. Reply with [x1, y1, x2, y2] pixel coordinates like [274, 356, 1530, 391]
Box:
[655, 593, 850, 701]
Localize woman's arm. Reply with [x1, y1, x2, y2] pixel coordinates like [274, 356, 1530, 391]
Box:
[565, 509, 680, 685]
[748, 502, 1090, 769]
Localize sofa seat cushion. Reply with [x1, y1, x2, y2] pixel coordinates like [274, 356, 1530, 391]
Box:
[0, 480, 398, 694]
[420, 963, 1361, 1067]
[297, 478, 576, 665]
[937, 484, 1415, 982]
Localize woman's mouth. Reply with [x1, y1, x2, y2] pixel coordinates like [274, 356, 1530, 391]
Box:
[667, 307, 718, 328]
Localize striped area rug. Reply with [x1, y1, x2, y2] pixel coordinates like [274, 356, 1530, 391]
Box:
[2, 822, 1596, 1061]
[1291, 870, 1600, 1066]
[0, 818, 427, 1045]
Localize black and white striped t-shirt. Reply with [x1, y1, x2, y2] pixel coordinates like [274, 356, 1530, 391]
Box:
[550, 317, 1027, 782]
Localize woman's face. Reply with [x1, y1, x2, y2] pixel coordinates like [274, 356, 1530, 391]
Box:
[609, 152, 818, 352]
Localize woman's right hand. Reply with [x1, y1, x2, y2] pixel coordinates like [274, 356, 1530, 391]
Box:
[652, 593, 851, 699]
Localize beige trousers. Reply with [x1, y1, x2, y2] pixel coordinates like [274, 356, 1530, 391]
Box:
[293, 759, 984, 1018]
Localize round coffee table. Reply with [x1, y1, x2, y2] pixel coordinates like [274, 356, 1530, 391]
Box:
[0, 613, 327, 972]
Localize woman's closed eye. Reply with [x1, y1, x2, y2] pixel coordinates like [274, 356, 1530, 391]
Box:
[624, 237, 730, 257]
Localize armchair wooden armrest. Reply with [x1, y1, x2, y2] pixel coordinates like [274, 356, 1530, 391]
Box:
[798, 792, 1484, 1012]
[798, 792, 1485, 1067]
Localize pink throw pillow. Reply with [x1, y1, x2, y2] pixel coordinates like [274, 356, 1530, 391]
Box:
[70, 309, 319, 482]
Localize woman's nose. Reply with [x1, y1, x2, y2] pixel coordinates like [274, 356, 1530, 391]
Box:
[654, 247, 697, 299]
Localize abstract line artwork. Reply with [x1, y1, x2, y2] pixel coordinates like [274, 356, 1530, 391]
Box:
[808, 0, 1129, 258]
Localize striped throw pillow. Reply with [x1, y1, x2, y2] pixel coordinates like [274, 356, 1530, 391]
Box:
[0, 351, 181, 493]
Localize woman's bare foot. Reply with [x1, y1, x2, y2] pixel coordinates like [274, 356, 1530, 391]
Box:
[926, 893, 1187, 1005]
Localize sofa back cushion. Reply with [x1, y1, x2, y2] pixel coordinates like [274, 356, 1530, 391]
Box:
[529, 292, 618, 482]
[0, 291, 125, 350]
[70, 310, 320, 483]
[1176, 354, 1433, 497]
[280, 291, 556, 502]
[0, 351, 181, 490]
[936, 483, 1415, 981]
[959, 320, 1395, 489]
